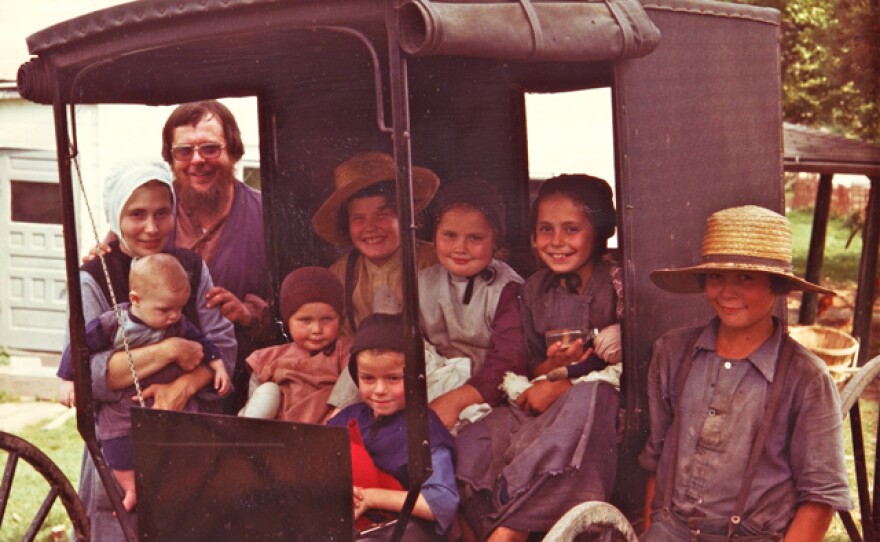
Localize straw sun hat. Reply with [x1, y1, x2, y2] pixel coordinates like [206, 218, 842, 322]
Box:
[312, 152, 440, 246]
[650, 205, 834, 295]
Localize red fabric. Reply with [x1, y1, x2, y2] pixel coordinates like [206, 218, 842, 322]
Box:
[348, 419, 403, 530]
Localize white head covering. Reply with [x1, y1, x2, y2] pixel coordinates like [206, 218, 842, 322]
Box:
[102, 158, 175, 252]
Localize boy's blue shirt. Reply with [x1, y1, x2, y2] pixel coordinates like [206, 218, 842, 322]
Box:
[328, 402, 459, 532]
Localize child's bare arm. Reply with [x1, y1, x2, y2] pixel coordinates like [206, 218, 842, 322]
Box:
[208, 359, 231, 396]
[353, 487, 435, 522]
[514, 379, 571, 414]
[783, 502, 833, 542]
[429, 384, 483, 429]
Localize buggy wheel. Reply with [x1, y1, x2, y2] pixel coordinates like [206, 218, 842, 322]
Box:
[836, 355, 880, 542]
[0, 431, 88, 541]
[839, 355, 880, 415]
[543, 501, 637, 542]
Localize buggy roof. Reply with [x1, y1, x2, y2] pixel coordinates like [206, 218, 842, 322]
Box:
[784, 123, 880, 177]
[18, 0, 777, 106]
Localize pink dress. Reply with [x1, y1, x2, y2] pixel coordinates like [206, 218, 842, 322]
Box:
[245, 336, 353, 424]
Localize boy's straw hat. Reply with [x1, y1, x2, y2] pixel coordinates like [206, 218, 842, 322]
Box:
[312, 152, 440, 246]
[650, 205, 834, 295]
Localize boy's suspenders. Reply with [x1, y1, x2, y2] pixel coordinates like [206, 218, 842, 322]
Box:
[725, 336, 794, 538]
[662, 331, 796, 540]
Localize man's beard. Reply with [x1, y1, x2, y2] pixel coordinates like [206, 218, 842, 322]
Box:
[175, 173, 233, 216]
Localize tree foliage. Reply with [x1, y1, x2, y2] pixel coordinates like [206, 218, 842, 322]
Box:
[734, 0, 879, 143]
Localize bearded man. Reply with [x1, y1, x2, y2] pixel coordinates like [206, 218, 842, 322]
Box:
[162, 100, 274, 411]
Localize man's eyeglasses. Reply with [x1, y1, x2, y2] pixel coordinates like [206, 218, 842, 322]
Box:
[171, 143, 225, 161]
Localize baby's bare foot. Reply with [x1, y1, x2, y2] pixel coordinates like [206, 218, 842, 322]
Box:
[122, 490, 137, 512]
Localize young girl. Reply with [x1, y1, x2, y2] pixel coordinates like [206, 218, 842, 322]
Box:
[311, 151, 440, 334]
[240, 266, 352, 423]
[419, 179, 527, 429]
[314, 151, 440, 409]
[455, 174, 624, 542]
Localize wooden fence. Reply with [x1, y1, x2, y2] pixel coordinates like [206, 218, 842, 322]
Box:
[789, 173, 870, 218]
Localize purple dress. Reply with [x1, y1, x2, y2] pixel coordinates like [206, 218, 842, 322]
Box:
[455, 259, 622, 537]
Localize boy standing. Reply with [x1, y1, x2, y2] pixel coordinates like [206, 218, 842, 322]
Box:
[640, 205, 850, 541]
[328, 311, 459, 540]
[60, 253, 229, 511]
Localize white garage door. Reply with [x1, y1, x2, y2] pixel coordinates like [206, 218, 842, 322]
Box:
[0, 150, 67, 352]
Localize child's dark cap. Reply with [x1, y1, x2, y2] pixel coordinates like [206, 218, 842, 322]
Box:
[436, 176, 506, 246]
[279, 266, 345, 321]
[532, 174, 616, 244]
[348, 312, 405, 383]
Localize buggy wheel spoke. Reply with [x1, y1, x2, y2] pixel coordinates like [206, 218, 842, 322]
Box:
[21, 487, 59, 542]
[0, 432, 88, 540]
[839, 510, 864, 542]
[0, 450, 19, 527]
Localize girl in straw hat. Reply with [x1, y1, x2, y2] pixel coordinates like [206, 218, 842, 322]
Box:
[313, 152, 439, 411]
[640, 205, 850, 541]
[312, 151, 440, 336]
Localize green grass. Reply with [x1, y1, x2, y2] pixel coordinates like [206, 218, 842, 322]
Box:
[788, 208, 864, 287]
[789, 207, 879, 540]
[1, 415, 83, 542]
[826, 398, 878, 541]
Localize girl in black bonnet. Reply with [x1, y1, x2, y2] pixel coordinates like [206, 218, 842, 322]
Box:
[454, 174, 623, 542]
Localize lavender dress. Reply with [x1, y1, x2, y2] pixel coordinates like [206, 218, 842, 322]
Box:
[455, 258, 622, 537]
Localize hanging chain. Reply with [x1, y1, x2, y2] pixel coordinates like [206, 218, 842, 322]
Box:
[70, 146, 146, 408]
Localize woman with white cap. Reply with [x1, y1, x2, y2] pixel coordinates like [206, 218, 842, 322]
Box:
[57, 158, 236, 540]
[639, 205, 850, 541]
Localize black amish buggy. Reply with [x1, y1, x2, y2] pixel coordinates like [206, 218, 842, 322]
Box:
[5, 0, 880, 540]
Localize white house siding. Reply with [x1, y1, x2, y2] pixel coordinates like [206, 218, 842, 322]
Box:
[0, 149, 66, 350]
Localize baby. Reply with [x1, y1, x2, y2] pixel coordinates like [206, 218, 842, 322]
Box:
[60, 253, 229, 511]
[240, 267, 352, 423]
